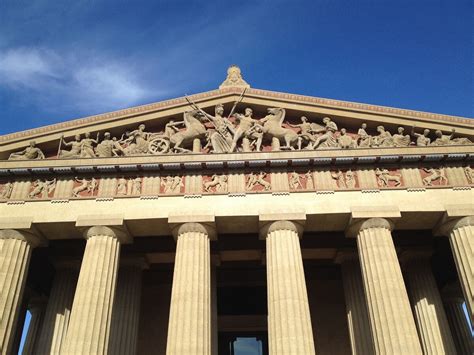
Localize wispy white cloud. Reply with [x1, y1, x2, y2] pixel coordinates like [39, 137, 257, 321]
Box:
[0, 46, 156, 114]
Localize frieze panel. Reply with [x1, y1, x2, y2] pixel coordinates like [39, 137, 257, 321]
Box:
[0, 165, 472, 202]
[5, 102, 472, 161]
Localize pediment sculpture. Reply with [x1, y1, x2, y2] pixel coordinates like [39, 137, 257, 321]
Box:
[6, 101, 473, 161]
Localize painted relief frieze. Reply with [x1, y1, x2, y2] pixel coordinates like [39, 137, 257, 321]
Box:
[0, 165, 472, 202]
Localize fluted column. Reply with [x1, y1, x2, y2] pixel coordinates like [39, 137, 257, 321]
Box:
[438, 216, 474, 322]
[108, 257, 148, 355]
[263, 220, 315, 355]
[351, 218, 422, 354]
[337, 252, 374, 355]
[0, 229, 43, 355]
[442, 283, 474, 354]
[210, 257, 219, 355]
[166, 222, 213, 355]
[61, 225, 129, 354]
[22, 299, 46, 355]
[403, 251, 456, 354]
[35, 262, 79, 355]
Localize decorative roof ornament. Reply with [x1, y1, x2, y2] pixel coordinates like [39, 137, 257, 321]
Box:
[219, 65, 250, 89]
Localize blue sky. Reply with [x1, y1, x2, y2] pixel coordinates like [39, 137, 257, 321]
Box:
[0, 0, 472, 136]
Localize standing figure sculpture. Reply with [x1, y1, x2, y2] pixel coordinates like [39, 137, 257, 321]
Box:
[231, 108, 263, 152]
[345, 170, 357, 188]
[338, 128, 357, 149]
[9, 141, 45, 160]
[331, 170, 346, 188]
[289, 172, 302, 190]
[95, 132, 115, 158]
[0, 182, 13, 199]
[80, 132, 99, 158]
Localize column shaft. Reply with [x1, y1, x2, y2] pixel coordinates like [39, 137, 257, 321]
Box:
[444, 300, 474, 354]
[166, 224, 211, 355]
[21, 301, 45, 355]
[266, 222, 315, 355]
[405, 258, 456, 354]
[61, 228, 121, 354]
[211, 265, 218, 355]
[0, 231, 35, 355]
[340, 257, 374, 355]
[108, 261, 144, 355]
[449, 223, 474, 321]
[356, 219, 422, 354]
[36, 267, 78, 355]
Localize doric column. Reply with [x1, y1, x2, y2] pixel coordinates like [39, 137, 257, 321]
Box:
[402, 251, 456, 354]
[0, 228, 43, 355]
[437, 216, 474, 322]
[349, 218, 422, 354]
[210, 257, 220, 355]
[442, 283, 474, 354]
[35, 261, 79, 355]
[108, 257, 148, 355]
[61, 225, 130, 354]
[262, 220, 315, 355]
[337, 251, 374, 355]
[166, 222, 214, 355]
[21, 298, 46, 355]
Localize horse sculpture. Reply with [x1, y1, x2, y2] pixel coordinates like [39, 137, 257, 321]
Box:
[261, 108, 299, 150]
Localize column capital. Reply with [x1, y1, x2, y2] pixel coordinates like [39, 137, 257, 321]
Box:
[435, 215, 474, 237]
[399, 248, 433, 269]
[334, 250, 359, 264]
[76, 215, 132, 244]
[51, 257, 81, 271]
[120, 255, 150, 270]
[168, 214, 216, 240]
[0, 228, 46, 248]
[259, 212, 306, 239]
[442, 282, 465, 303]
[345, 217, 394, 238]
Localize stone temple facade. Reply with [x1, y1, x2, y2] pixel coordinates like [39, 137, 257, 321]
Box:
[0, 66, 473, 354]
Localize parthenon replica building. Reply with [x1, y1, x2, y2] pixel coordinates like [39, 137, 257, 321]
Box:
[0, 66, 473, 354]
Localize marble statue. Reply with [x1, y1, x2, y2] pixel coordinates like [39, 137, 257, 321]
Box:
[431, 129, 472, 146]
[422, 168, 447, 186]
[357, 123, 371, 148]
[200, 104, 235, 153]
[311, 117, 338, 149]
[29, 179, 56, 199]
[131, 177, 142, 195]
[80, 132, 99, 158]
[331, 170, 346, 188]
[9, 141, 45, 160]
[411, 127, 431, 146]
[0, 182, 13, 199]
[246, 172, 271, 191]
[120, 124, 151, 155]
[204, 175, 228, 193]
[219, 65, 250, 89]
[289, 172, 302, 190]
[231, 108, 263, 152]
[392, 127, 411, 147]
[305, 171, 314, 189]
[372, 126, 394, 147]
[73, 178, 98, 197]
[338, 128, 357, 149]
[59, 135, 83, 158]
[288, 116, 317, 150]
[95, 132, 115, 158]
[375, 168, 401, 187]
[260, 108, 298, 150]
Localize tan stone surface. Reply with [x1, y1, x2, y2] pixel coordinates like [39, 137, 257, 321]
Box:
[403, 252, 456, 354]
[0, 230, 38, 355]
[21, 300, 45, 355]
[355, 218, 422, 354]
[264, 220, 315, 354]
[36, 266, 78, 355]
[166, 223, 211, 355]
[61, 227, 121, 354]
[339, 253, 374, 355]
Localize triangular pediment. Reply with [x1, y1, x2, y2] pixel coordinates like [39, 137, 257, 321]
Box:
[1, 78, 473, 161]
